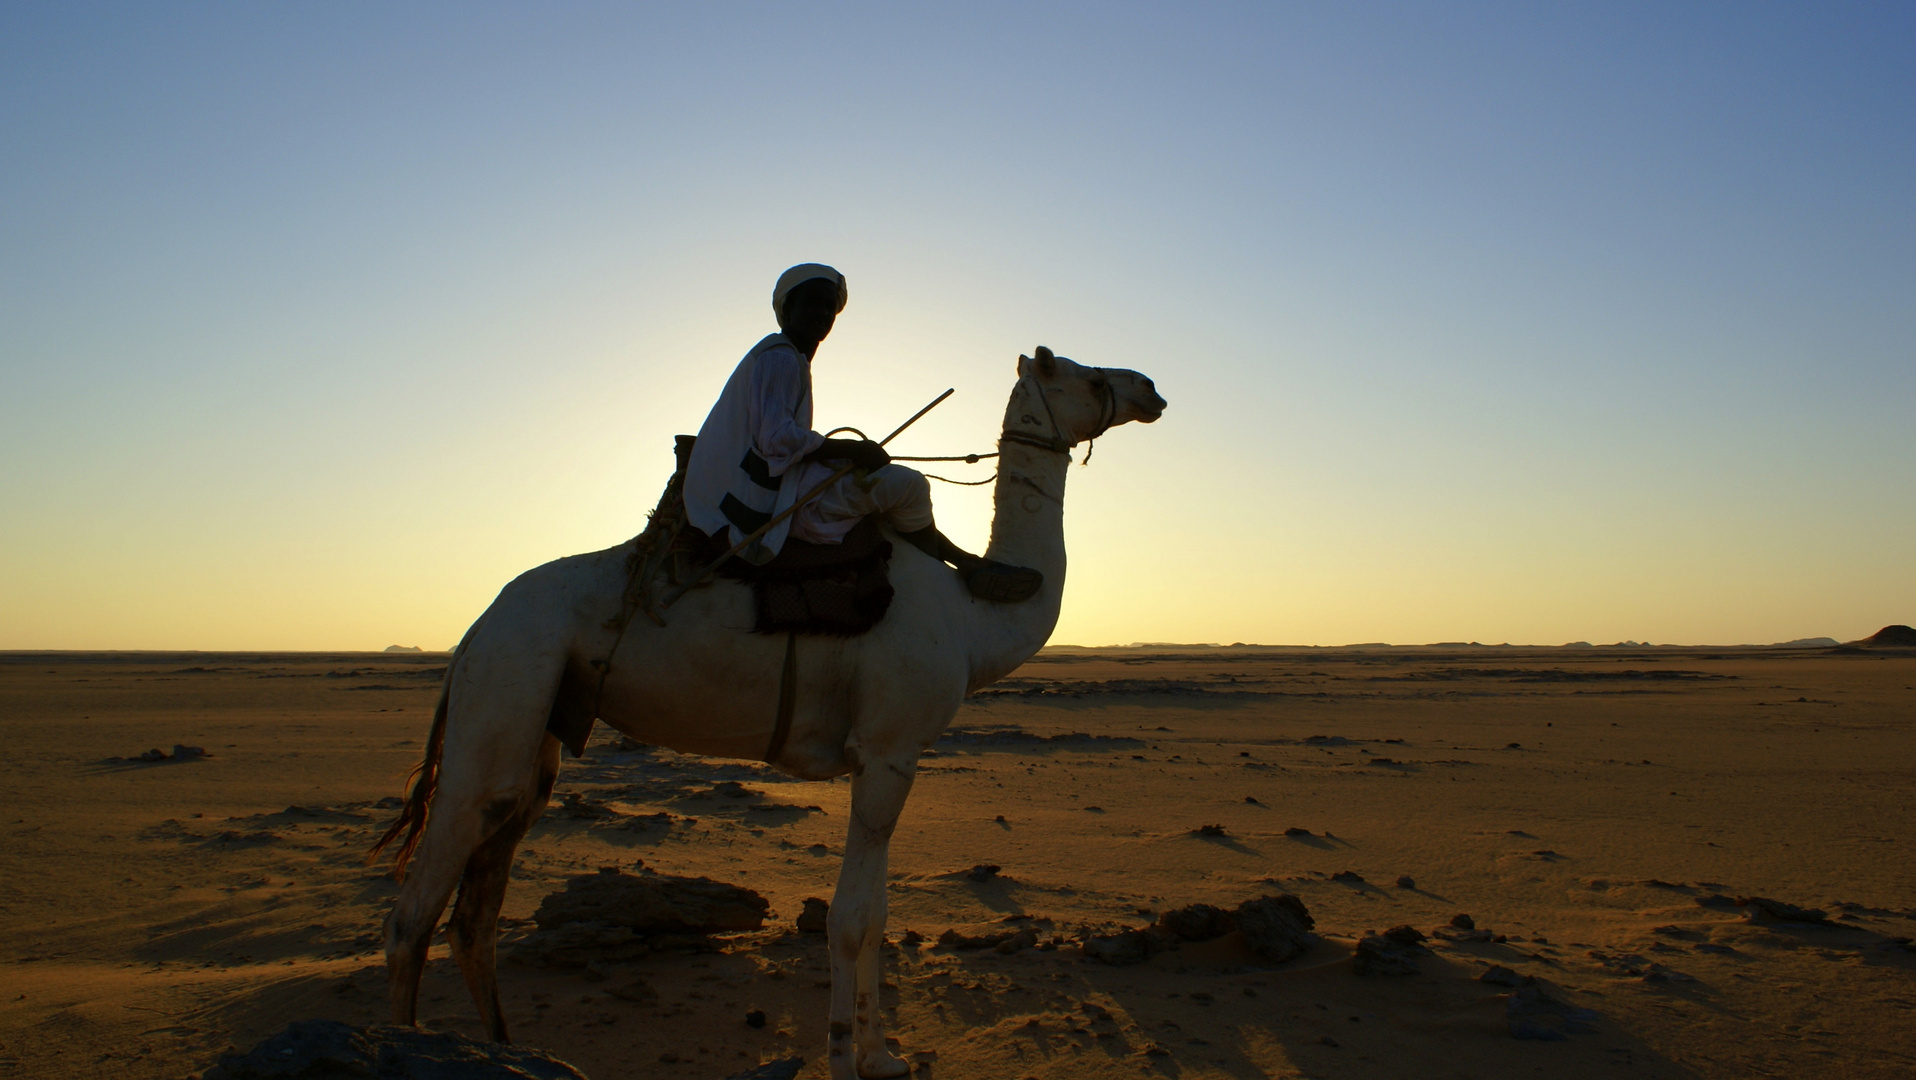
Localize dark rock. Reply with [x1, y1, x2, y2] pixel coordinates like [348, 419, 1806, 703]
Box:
[937, 926, 1032, 952]
[202, 1019, 587, 1079]
[964, 864, 1001, 882]
[1083, 928, 1162, 966]
[1284, 827, 1314, 837]
[796, 897, 829, 934]
[1505, 986, 1599, 1040]
[994, 928, 1040, 954]
[744, 1009, 767, 1028]
[557, 792, 614, 819]
[1449, 913, 1476, 930]
[532, 867, 766, 935]
[173, 744, 208, 760]
[137, 748, 168, 762]
[1330, 870, 1365, 885]
[513, 868, 765, 966]
[899, 929, 924, 946]
[1233, 895, 1316, 963]
[1479, 964, 1529, 987]
[1192, 824, 1228, 837]
[1155, 903, 1235, 943]
[1736, 896, 1834, 925]
[726, 1059, 803, 1080]
[1396, 875, 1416, 889]
[1353, 926, 1427, 976]
[1586, 950, 1649, 976]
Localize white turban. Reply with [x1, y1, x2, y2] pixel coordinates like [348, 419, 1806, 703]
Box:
[773, 263, 848, 317]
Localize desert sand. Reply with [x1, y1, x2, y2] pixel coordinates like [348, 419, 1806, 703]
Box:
[1, 644, 1912, 1079]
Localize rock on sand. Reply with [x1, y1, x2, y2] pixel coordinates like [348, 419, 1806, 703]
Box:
[203, 1019, 586, 1079]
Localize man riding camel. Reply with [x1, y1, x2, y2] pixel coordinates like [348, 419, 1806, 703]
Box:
[685, 263, 1043, 603]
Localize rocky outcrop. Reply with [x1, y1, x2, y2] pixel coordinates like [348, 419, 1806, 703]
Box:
[202, 1019, 586, 1079]
[1085, 894, 1315, 965]
[512, 866, 767, 967]
[1232, 895, 1316, 962]
[1353, 925, 1428, 976]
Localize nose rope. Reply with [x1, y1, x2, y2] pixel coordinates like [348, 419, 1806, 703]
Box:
[883, 369, 1120, 483]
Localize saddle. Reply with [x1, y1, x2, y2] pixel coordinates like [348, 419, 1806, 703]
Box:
[628, 435, 894, 637]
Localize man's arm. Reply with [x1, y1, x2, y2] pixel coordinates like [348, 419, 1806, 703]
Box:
[746, 347, 827, 474]
[807, 438, 890, 471]
[749, 346, 888, 473]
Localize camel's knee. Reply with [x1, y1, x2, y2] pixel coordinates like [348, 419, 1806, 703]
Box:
[479, 795, 519, 834]
[385, 905, 435, 960]
[827, 901, 878, 955]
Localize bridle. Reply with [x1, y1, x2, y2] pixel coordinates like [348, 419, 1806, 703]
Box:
[884, 367, 1122, 497]
[997, 369, 1119, 465]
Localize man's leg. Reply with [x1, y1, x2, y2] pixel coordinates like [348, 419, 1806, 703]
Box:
[857, 467, 1044, 603]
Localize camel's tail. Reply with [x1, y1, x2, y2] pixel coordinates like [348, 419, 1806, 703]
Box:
[367, 624, 474, 879]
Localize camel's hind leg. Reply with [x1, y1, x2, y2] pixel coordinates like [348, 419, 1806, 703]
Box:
[384, 805, 482, 1027]
[445, 733, 561, 1042]
[385, 646, 567, 1029]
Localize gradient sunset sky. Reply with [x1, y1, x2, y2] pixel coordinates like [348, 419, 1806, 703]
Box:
[3, 4, 1911, 650]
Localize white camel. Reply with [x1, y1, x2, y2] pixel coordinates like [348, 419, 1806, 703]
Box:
[371, 346, 1164, 1079]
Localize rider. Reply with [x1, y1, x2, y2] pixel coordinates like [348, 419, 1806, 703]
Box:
[684, 263, 1042, 603]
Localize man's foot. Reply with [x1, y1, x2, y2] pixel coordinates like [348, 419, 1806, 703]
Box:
[898, 525, 1043, 603]
[961, 560, 1044, 603]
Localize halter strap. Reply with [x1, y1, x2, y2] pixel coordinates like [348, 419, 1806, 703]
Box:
[997, 370, 1118, 462]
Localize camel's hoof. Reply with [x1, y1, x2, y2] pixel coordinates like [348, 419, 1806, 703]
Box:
[857, 1049, 910, 1079]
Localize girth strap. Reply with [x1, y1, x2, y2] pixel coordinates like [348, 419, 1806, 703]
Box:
[765, 632, 798, 763]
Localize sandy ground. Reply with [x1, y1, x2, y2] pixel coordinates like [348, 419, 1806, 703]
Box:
[1, 645, 1913, 1079]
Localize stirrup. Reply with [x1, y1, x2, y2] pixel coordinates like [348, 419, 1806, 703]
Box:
[964, 560, 1043, 603]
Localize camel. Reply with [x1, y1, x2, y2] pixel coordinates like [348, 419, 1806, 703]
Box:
[370, 346, 1165, 1079]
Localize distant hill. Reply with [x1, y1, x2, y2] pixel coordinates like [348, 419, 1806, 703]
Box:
[383, 645, 424, 653]
[1841, 625, 1916, 650]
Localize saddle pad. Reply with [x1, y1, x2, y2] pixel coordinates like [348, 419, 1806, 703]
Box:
[713, 517, 895, 636]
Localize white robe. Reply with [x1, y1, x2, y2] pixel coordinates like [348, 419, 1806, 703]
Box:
[686, 333, 937, 561]
[685, 334, 826, 564]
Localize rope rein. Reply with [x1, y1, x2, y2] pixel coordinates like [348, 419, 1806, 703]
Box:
[892, 369, 1118, 485]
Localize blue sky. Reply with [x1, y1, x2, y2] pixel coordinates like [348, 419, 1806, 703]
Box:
[3, 3, 1911, 648]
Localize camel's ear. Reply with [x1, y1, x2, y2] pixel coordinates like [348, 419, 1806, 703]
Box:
[1034, 346, 1056, 377]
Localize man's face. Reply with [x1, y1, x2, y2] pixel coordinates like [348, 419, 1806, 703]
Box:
[778, 277, 841, 347]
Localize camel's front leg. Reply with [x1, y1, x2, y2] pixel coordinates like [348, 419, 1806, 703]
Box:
[828, 752, 915, 1080]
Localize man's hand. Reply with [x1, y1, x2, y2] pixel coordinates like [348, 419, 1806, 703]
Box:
[811, 438, 891, 471]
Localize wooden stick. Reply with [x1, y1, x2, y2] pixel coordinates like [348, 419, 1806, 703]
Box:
[658, 388, 954, 609]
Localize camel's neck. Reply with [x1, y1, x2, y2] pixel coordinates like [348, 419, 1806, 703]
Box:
[966, 392, 1073, 690]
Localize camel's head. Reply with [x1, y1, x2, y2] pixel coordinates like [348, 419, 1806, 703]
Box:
[1011, 346, 1165, 451]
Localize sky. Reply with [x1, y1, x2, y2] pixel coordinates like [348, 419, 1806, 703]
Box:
[2, 2, 1912, 650]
